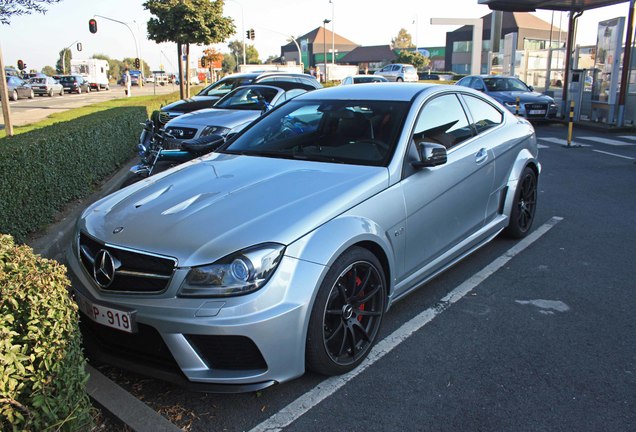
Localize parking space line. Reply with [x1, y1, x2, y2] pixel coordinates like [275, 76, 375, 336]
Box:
[579, 136, 636, 146]
[250, 216, 564, 432]
[620, 136, 636, 141]
[592, 150, 635, 160]
[539, 137, 591, 147]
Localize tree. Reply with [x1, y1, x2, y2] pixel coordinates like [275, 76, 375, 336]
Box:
[55, 47, 71, 74]
[264, 54, 279, 64]
[41, 65, 56, 76]
[391, 28, 415, 49]
[395, 50, 430, 70]
[228, 40, 260, 65]
[143, 0, 235, 98]
[0, 0, 62, 25]
[222, 52, 236, 74]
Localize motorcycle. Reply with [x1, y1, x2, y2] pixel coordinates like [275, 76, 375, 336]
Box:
[121, 120, 226, 188]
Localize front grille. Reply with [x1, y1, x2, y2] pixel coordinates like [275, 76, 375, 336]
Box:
[79, 232, 176, 293]
[524, 103, 548, 118]
[186, 335, 268, 371]
[165, 126, 197, 140]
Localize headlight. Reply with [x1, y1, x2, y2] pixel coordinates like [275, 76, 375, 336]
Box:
[200, 126, 231, 137]
[503, 101, 518, 107]
[179, 243, 285, 297]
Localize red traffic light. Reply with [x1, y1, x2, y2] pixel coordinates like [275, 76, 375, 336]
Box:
[89, 18, 97, 34]
[17, 59, 24, 70]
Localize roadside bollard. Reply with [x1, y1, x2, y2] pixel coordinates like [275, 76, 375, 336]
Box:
[564, 100, 581, 148]
[515, 96, 520, 116]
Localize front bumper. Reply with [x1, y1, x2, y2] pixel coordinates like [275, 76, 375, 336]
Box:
[66, 241, 326, 389]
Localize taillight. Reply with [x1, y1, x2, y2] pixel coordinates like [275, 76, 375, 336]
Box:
[73, 82, 78, 87]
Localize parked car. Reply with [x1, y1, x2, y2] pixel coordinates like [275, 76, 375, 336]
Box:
[418, 73, 440, 81]
[58, 75, 90, 94]
[164, 83, 311, 144]
[3, 76, 33, 100]
[68, 83, 540, 391]
[456, 75, 558, 121]
[158, 71, 322, 124]
[341, 75, 388, 85]
[29, 76, 64, 97]
[374, 63, 418, 82]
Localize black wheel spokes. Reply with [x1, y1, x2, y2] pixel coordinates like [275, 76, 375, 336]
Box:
[323, 261, 384, 365]
[517, 174, 537, 230]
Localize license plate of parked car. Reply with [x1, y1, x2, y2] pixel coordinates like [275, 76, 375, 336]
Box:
[76, 291, 135, 333]
[529, 110, 546, 115]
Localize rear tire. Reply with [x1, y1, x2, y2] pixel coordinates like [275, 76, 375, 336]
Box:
[10, 90, 18, 101]
[396, 77, 403, 82]
[48, 89, 53, 97]
[28, 90, 34, 99]
[504, 166, 538, 238]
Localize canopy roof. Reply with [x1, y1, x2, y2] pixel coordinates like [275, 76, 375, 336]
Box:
[478, 0, 627, 12]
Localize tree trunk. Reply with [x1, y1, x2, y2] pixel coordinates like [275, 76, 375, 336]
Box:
[177, 43, 184, 100]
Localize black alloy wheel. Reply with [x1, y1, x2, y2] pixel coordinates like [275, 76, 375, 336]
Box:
[306, 247, 386, 376]
[505, 166, 537, 238]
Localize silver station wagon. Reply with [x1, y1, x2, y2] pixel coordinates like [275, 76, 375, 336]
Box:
[68, 83, 540, 392]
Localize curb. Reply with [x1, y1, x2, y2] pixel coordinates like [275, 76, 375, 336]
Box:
[27, 159, 180, 432]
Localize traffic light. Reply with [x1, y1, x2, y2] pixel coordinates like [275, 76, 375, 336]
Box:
[134, 58, 140, 69]
[201, 56, 207, 67]
[77, 42, 83, 52]
[246, 30, 251, 40]
[17, 59, 24, 70]
[249, 29, 255, 40]
[89, 18, 97, 34]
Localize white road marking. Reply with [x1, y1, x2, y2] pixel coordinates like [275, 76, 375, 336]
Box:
[539, 137, 591, 147]
[592, 150, 635, 160]
[515, 299, 570, 314]
[579, 136, 635, 146]
[250, 216, 564, 432]
[538, 144, 550, 149]
[619, 135, 636, 141]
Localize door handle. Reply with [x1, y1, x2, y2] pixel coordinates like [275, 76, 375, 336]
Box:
[475, 148, 488, 164]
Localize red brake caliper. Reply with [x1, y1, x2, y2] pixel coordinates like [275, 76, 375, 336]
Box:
[356, 276, 365, 321]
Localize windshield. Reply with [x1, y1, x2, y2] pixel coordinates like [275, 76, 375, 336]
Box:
[58, 76, 75, 83]
[214, 87, 279, 110]
[198, 77, 254, 97]
[222, 99, 408, 167]
[31, 78, 46, 84]
[484, 78, 530, 92]
[353, 77, 385, 84]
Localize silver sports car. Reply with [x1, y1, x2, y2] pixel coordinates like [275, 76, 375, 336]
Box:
[67, 83, 540, 392]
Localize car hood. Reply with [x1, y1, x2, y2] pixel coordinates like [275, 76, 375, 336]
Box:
[162, 96, 221, 113]
[166, 108, 261, 129]
[488, 91, 554, 104]
[81, 154, 388, 267]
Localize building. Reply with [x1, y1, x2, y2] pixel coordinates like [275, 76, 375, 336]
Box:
[445, 11, 568, 74]
[338, 45, 397, 73]
[280, 27, 359, 70]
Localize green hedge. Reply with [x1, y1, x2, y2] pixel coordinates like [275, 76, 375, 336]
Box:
[0, 96, 169, 243]
[0, 234, 92, 431]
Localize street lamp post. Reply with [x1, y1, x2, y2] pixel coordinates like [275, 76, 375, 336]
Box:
[94, 14, 142, 82]
[329, 0, 335, 64]
[226, 0, 246, 66]
[323, 19, 330, 82]
[61, 40, 79, 74]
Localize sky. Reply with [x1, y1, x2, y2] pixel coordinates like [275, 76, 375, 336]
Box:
[0, 0, 631, 74]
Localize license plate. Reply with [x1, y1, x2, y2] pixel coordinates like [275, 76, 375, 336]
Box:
[76, 291, 136, 333]
[529, 110, 546, 115]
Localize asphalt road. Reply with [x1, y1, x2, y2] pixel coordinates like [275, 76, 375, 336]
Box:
[0, 82, 179, 127]
[91, 124, 636, 431]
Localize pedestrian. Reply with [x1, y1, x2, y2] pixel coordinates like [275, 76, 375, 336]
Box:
[123, 67, 131, 97]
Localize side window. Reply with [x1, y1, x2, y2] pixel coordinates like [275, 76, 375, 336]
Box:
[392, 65, 401, 72]
[470, 78, 484, 90]
[413, 94, 474, 149]
[458, 77, 473, 87]
[463, 95, 503, 134]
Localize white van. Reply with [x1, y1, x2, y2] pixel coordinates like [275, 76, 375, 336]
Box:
[71, 59, 110, 91]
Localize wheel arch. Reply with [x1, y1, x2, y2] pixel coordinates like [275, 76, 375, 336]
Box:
[501, 149, 541, 219]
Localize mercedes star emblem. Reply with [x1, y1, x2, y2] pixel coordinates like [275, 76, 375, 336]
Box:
[93, 249, 116, 288]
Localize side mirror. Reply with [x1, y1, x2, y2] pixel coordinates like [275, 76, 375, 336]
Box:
[412, 142, 447, 168]
[528, 85, 534, 92]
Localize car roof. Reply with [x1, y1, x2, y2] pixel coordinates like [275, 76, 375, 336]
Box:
[296, 82, 445, 102]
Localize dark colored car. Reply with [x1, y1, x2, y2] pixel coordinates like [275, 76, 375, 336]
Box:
[456, 75, 558, 121]
[158, 72, 322, 124]
[58, 75, 90, 94]
[4, 76, 33, 101]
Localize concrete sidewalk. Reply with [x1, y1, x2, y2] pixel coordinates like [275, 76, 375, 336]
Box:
[27, 159, 180, 432]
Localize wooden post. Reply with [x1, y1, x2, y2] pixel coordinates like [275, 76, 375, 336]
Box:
[0, 44, 14, 137]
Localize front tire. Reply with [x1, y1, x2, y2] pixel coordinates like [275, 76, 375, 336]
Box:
[10, 90, 18, 101]
[504, 166, 538, 238]
[28, 89, 34, 99]
[306, 247, 386, 376]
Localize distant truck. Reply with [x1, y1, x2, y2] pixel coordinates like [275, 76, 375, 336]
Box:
[70, 59, 110, 91]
